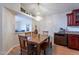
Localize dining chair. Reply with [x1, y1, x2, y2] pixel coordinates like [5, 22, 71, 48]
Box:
[18, 35, 27, 55]
[43, 31, 48, 35]
[40, 36, 52, 54]
[25, 32, 32, 36]
[18, 35, 38, 55]
[43, 31, 52, 48]
[26, 39, 38, 55]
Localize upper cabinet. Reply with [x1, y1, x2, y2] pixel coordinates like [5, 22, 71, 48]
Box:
[67, 9, 79, 26]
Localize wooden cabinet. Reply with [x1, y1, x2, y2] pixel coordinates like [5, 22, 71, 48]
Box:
[73, 9, 79, 25]
[54, 32, 79, 50]
[67, 9, 79, 26]
[68, 34, 79, 50]
[54, 33, 67, 46]
[67, 13, 75, 26]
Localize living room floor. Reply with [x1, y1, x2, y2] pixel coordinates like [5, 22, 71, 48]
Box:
[8, 44, 79, 55]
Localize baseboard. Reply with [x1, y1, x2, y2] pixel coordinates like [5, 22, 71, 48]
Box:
[5, 44, 20, 55]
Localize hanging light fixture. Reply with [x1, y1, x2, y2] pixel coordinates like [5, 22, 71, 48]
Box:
[36, 3, 40, 15]
[35, 3, 42, 21]
[35, 16, 42, 21]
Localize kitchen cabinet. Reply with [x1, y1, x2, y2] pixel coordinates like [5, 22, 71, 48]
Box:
[54, 32, 79, 50]
[73, 9, 79, 25]
[67, 9, 79, 26]
[54, 33, 67, 46]
[68, 34, 79, 50]
[67, 13, 75, 26]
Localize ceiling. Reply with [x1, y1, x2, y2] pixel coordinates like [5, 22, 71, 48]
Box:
[22, 3, 79, 16]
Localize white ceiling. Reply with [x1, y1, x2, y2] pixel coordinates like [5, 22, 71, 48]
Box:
[22, 3, 79, 16]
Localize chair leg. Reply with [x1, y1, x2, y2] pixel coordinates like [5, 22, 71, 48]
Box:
[49, 42, 52, 48]
[20, 52, 22, 55]
[44, 50, 46, 55]
[20, 50, 22, 55]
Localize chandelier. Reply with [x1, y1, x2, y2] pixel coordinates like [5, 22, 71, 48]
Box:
[35, 3, 42, 21]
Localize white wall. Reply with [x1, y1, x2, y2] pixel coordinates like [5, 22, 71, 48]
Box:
[33, 12, 67, 38]
[0, 6, 3, 54]
[2, 8, 19, 54]
[0, 3, 21, 54]
[0, 3, 20, 11]
[52, 13, 67, 33]
[0, 3, 33, 54]
[15, 15, 32, 32]
[38, 16, 54, 35]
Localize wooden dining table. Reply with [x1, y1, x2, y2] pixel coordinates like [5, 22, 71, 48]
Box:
[20, 33, 49, 54]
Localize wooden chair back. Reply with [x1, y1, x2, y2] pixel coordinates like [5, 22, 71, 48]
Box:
[18, 35, 26, 49]
[25, 32, 32, 36]
[18, 35, 38, 54]
[25, 36, 38, 54]
[18, 35, 27, 54]
[40, 36, 51, 54]
[43, 31, 48, 35]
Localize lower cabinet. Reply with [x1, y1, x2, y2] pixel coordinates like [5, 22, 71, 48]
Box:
[54, 33, 79, 50]
[68, 34, 79, 50]
[54, 33, 67, 46]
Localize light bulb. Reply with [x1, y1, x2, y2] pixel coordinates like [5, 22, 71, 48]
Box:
[35, 16, 42, 21]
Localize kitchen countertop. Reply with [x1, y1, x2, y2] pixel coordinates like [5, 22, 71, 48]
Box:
[56, 31, 79, 35]
[65, 31, 79, 35]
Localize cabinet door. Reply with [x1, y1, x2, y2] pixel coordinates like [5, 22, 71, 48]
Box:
[75, 35, 79, 49]
[71, 13, 76, 26]
[54, 34, 60, 44]
[54, 34, 67, 46]
[67, 14, 71, 26]
[75, 12, 79, 25]
[67, 9, 79, 26]
[68, 35, 77, 49]
[67, 13, 74, 26]
[73, 10, 79, 26]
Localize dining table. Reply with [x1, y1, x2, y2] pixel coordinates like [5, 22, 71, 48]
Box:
[19, 33, 49, 54]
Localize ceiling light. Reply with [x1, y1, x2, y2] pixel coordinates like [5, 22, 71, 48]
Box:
[35, 16, 42, 21]
[36, 12, 40, 15]
[34, 3, 42, 21]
